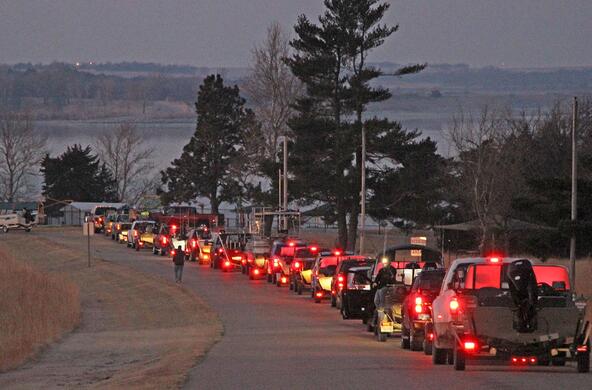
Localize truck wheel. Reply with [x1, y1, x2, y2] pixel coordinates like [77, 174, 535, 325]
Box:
[577, 344, 590, 373]
[410, 332, 423, 351]
[423, 338, 433, 355]
[453, 344, 466, 371]
[432, 346, 447, 365]
[401, 326, 410, 349]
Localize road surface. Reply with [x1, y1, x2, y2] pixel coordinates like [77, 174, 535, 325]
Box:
[36, 229, 591, 389]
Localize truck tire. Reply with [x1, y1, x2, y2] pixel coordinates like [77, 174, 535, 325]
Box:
[432, 345, 447, 365]
[423, 338, 433, 355]
[577, 344, 590, 373]
[401, 326, 410, 349]
[453, 344, 466, 371]
[410, 332, 423, 351]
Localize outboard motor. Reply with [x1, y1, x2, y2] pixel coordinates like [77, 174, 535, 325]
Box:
[507, 260, 538, 333]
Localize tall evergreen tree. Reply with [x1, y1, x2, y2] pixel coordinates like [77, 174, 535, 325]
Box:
[287, 0, 427, 250]
[41, 144, 117, 202]
[160, 74, 257, 213]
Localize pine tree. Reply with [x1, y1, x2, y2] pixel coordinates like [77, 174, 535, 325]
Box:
[41, 144, 117, 202]
[160, 74, 256, 213]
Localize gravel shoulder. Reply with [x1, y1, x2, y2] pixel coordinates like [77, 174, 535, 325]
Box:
[0, 229, 222, 389]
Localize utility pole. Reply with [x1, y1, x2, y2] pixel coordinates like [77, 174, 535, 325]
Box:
[569, 96, 578, 289]
[283, 136, 288, 231]
[359, 124, 366, 255]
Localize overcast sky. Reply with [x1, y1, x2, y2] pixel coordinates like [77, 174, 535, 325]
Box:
[1, 0, 591, 68]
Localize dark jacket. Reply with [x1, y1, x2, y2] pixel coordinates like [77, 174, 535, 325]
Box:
[173, 250, 185, 266]
[375, 265, 397, 289]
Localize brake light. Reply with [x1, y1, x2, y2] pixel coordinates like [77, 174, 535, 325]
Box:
[333, 250, 342, 256]
[224, 261, 231, 267]
[99, 217, 103, 222]
[415, 296, 423, 305]
[171, 224, 177, 232]
[288, 241, 295, 247]
[280, 276, 288, 284]
[530, 357, 536, 363]
[218, 248, 224, 254]
[294, 261, 301, 269]
[309, 246, 318, 253]
[449, 298, 459, 313]
[427, 332, 434, 341]
[273, 258, 279, 268]
[133, 230, 138, 237]
[116, 224, 120, 230]
[171, 250, 176, 255]
[463, 341, 476, 351]
[162, 236, 168, 245]
[489, 257, 500, 263]
[241, 259, 247, 265]
[315, 291, 323, 298]
[191, 239, 197, 248]
[254, 269, 260, 275]
[577, 345, 588, 352]
[203, 254, 210, 260]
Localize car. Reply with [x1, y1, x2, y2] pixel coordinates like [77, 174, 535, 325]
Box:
[339, 266, 373, 320]
[431, 256, 589, 372]
[153, 224, 174, 256]
[291, 245, 321, 293]
[332, 257, 373, 308]
[265, 238, 307, 286]
[127, 220, 157, 250]
[243, 237, 271, 279]
[90, 205, 119, 233]
[185, 228, 213, 263]
[116, 222, 132, 243]
[210, 233, 249, 272]
[310, 251, 351, 303]
[110, 214, 130, 240]
[400, 268, 446, 353]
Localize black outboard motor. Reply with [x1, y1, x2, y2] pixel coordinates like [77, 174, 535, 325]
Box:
[507, 260, 538, 333]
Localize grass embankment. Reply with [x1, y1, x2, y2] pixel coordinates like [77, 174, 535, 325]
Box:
[0, 251, 80, 372]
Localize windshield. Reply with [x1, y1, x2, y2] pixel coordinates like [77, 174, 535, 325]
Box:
[134, 222, 154, 233]
[412, 272, 445, 292]
[295, 249, 314, 258]
[94, 207, 117, 216]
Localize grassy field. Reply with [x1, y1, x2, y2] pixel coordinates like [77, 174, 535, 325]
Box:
[0, 250, 80, 372]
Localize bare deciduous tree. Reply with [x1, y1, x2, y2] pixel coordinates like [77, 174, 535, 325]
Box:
[244, 22, 302, 161]
[95, 122, 155, 204]
[0, 112, 47, 202]
[447, 107, 527, 253]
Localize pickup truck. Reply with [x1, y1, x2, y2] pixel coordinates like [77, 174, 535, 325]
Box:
[431, 256, 589, 372]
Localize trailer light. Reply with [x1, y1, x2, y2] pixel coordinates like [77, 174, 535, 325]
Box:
[191, 239, 197, 248]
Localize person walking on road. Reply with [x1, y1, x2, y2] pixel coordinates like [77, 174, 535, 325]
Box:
[173, 245, 185, 283]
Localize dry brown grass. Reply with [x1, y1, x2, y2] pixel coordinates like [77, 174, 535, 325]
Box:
[0, 250, 80, 372]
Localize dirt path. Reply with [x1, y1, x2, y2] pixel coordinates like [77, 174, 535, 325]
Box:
[0, 231, 222, 389]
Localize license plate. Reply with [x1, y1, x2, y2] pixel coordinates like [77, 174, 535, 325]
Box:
[380, 323, 394, 333]
[418, 314, 431, 321]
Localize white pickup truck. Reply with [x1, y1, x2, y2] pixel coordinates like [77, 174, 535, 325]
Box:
[431, 256, 589, 372]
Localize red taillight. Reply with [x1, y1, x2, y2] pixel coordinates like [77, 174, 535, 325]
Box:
[463, 341, 476, 351]
[254, 269, 260, 275]
[333, 250, 342, 256]
[530, 357, 536, 363]
[449, 298, 459, 312]
[99, 217, 103, 222]
[577, 345, 588, 352]
[171, 225, 177, 232]
[171, 250, 176, 255]
[288, 241, 295, 247]
[415, 296, 423, 305]
[414, 296, 423, 313]
[203, 254, 210, 260]
[512, 357, 518, 363]
[241, 259, 247, 265]
[162, 236, 168, 245]
[139, 241, 144, 246]
[489, 257, 500, 263]
[133, 230, 138, 237]
[309, 246, 318, 253]
[294, 261, 301, 269]
[224, 261, 231, 267]
[273, 258, 279, 268]
[428, 332, 434, 341]
[415, 304, 423, 313]
[337, 274, 345, 289]
[337, 275, 345, 283]
[315, 291, 323, 298]
[281, 276, 288, 284]
[116, 224, 120, 230]
[191, 239, 197, 248]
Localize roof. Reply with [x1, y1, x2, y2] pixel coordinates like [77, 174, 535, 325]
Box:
[0, 201, 39, 210]
[435, 216, 554, 232]
[449, 257, 532, 268]
[60, 202, 127, 212]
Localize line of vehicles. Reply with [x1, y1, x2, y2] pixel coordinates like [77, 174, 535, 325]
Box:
[93, 206, 590, 373]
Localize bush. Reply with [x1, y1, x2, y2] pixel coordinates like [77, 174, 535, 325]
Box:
[0, 253, 80, 371]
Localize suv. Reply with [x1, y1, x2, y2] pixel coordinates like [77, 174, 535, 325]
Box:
[265, 238, 306, 285]
[332, 257, 373, 308]
[400, 269, 446, 353]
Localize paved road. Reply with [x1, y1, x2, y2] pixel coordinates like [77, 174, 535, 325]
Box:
[37, 229, 591, 390]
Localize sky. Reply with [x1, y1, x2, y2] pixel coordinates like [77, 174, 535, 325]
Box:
[1, 0, 591, 69]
